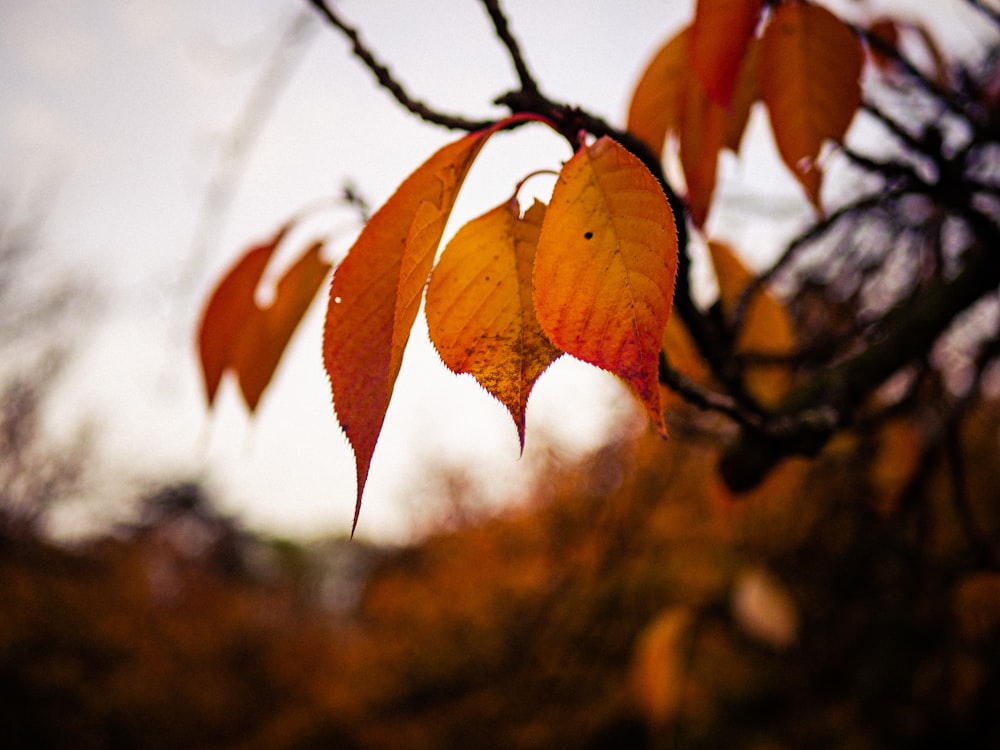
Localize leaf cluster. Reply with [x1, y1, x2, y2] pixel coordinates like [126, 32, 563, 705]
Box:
[198, 0, 1000, 533]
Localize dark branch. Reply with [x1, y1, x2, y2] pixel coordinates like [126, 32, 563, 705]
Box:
[967, 0, 1000, 27]
[480, 0, 540, 96]
[307, 0, 494, 131]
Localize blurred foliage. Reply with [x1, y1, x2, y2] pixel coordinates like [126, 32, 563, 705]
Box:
[2, 377, 999, 748]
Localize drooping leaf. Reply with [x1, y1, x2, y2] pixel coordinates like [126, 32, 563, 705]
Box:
[678, 79, 727, 227]
[534, 136, 678, 435]
[708, 239, 794, 408]
[690, 0, 763, 108]
[236, 240, 331, 411]
[323, 125, 502, 532]
[760, 3, 863, 207]
[426, 199, 562, 447]
[722, 37, 761, 152]
[199, 226, 288, 407]
[198, 223, 331, 412]
[627, 28, 691, 158]
[627, 26, 760, 226]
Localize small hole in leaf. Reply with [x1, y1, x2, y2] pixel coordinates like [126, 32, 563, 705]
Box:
[334, 296, 342, 304]
[584, 231, 593, 240]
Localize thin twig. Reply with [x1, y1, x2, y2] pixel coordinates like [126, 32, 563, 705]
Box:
[967, 0, 1000, 27]
[307, 0, 494, 131]
[480, 0, 540, 95]
[658, 353, 760, 428]
[733, 188, 905, 323]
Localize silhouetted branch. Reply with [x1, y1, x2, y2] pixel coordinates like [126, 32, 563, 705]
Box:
[480, 0, 540, 96]
[967, 0, 1000, 28]
[307, 0, 494, 131]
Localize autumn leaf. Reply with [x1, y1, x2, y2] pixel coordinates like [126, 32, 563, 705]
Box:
[690, 0, 763, 108]
[627, 28, 690, 159]
[324, 122, 513, 532]
[708, 239, 794, 408]
[628, 26, 759, 225]
[425, 198, 562, 447]
[198, 224, 331, 411]
[534, 136, 678, 435]
[760, 2, 863, 207]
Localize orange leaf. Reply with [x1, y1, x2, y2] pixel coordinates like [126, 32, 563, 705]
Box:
[723, 37, 761, 152]
[866, 18, 900, 72]
[323, 126, 501, 532]
[628, 26, 760, 226]
[534, 136, 678, 435]
[198, 224, 331, 412]
[426, 198, 562, 447]
[631, 608, 694, 726]
[708, 239, 795, 408]
[760, 3, 862, 207]
[236, 240, 330, 411]
[627, 28, 690, 158]
[678, 80, 726, 227]
[690, 0, 763, 108]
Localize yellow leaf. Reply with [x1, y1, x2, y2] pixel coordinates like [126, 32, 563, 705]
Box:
[708, 240, 795, 408]
[425, 198, 562, 447]
[760, 3, 863, 208]
[534, 136, 678, 435]
[628, 26, 760, 226]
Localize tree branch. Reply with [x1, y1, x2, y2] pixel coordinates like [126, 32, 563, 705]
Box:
[967, 0, 1000, 28]
[480, 0, 540, 96]
[306, 0, 494, 131]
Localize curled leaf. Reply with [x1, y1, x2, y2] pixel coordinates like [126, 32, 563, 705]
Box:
[534, 136, 678, 435]
[426, 199, 562, 447]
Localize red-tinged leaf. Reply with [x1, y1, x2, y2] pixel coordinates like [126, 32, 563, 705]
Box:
[723, 37, 761, 152]
[866, 18, 900, 72]
[628, 26, 760, 226]
[760, 3, 863, 208]
[627, 28, 691, 158]
[534, 136, 678, 435]
[323, 126, 501, 532]
[199, 228, 286, 406]
[235, 240, 331, 411]
[426, 199, 562, 447]
[678, 81, 727, 227]
[690, 0, 764, 108]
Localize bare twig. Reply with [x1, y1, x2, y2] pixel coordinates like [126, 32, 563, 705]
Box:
[480, 0, 540, 95]
[307, 0, 494, 131]
[967, 0, 1000, 28]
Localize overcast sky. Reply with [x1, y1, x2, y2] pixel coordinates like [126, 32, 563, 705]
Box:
[1, 0, 990, 542]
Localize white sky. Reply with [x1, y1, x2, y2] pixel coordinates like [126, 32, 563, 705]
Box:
[0, 0, 990, 542]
